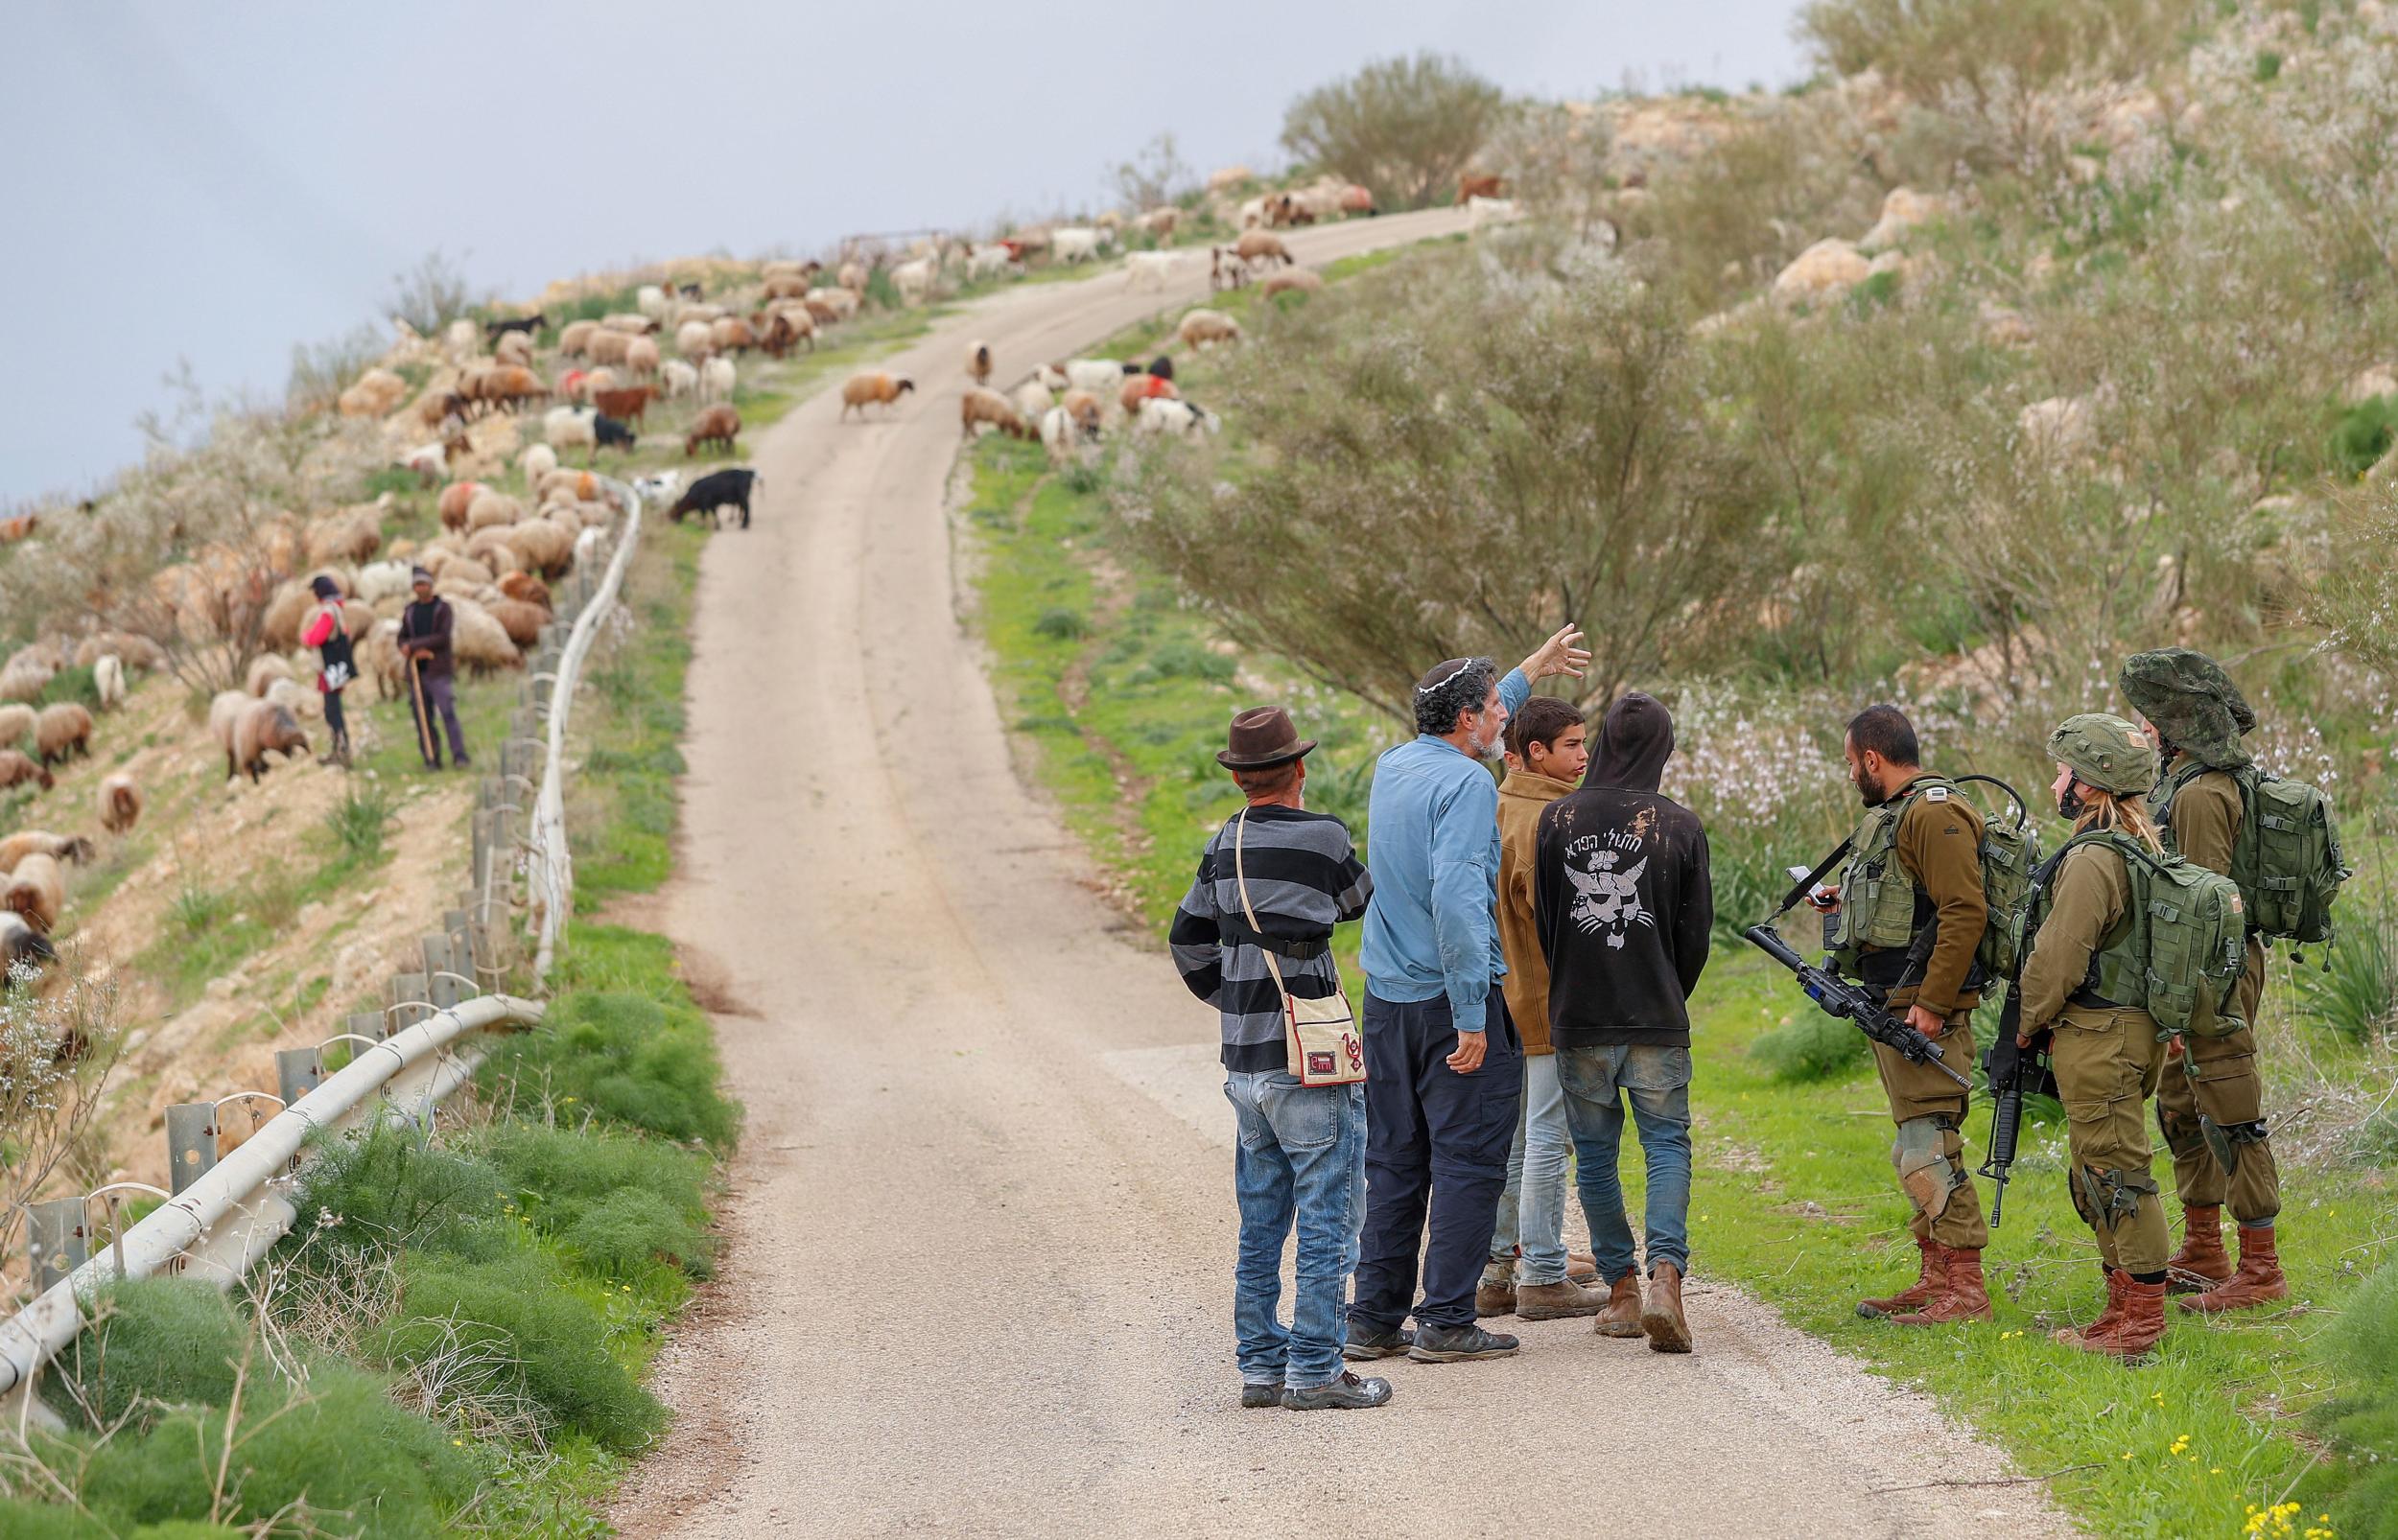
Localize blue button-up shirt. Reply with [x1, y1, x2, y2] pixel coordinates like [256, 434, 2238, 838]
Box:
[1359, 667, 1531, 1022]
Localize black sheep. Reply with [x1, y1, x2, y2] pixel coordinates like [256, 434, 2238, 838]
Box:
[668, 468, 760, 530]
[485, 312, 546, 339]
[595, 414, 637, 452]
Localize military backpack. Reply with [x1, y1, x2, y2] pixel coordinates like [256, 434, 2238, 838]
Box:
[2153, 759, 2349, 945]
[1829, 774, 2042, 984]
[2012, 828, 2249, 1038]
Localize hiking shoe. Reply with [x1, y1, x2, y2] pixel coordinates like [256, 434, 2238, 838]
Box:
[1475, 1258, 1517, 1318]
[1281, 1371, 1393, 1411]
[1341, 1323, 1414, 1361]
[1516, 1277, 1607, 1320]
[1239, 1382, 1282, 1409]
[1642, 1263, 1693, 1354]
[1407, 1322, 1520, 1363]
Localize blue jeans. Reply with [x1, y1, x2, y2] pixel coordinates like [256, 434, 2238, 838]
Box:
[1490, 1053, 1571, 1284]
[1225, 1070, 1367, 1389]
[1555, 1043, 1693, 1280]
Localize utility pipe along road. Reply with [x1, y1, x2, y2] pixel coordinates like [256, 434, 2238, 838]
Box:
[615, 209, 2069, 1538]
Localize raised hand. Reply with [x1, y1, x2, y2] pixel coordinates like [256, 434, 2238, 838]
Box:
[1520, 623, 1591, 684]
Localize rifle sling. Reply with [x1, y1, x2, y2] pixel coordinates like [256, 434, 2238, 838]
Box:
[1770, 835, 1854, 922]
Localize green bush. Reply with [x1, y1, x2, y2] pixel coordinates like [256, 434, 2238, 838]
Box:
[1033, 607, 1089, 641]
[35, 664, 99, 711]
[478, 978, 738, 1149]
[1752, 1010, 1871, 1082]
[42, 1278, 247, 1432]
[2332, 394, 2398, 477]
[2297, 908, 2398, 1041]
[2323, 1261, 2398, 1537]
[0, 1501, 111, 1538]
[382, 1250, 663, 1452]
[289, 1123, 508, 1261]
[325, 782, 397, 865]
[476, 1122, 715, 1278]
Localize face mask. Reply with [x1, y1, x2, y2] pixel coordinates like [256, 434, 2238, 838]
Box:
[2057, 783, 2086, 820]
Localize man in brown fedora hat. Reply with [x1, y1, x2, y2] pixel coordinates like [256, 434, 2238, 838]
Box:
[1170, 706, 1386, 1410]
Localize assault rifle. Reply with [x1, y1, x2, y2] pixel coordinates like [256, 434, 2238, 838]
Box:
[1743, 924, 1970, 1089]
[1976, 843, 2069, 1227]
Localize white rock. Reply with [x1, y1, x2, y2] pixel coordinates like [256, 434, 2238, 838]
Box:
[2344, 365, 2398, 405]
[2019, 396, 2095, 459]
[1858, 187, 1946, 253]
[1770, 239, 1871, 310]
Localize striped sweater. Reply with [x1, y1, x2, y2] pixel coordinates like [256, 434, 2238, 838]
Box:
[1169, 804, 1374, 1072]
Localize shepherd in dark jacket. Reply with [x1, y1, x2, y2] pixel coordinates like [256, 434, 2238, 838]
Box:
[396, 567, 471, 771]
[1533, 690, 1712, 1353]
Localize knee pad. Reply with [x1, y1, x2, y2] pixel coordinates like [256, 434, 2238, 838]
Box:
[2073, 1165, 2157, 1232]
[2200, 1115, 2271, 1176]
[1893, 1115, 1963, 1221]
[2157, 1100, 2201, 1149]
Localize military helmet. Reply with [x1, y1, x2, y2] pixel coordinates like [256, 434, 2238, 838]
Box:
[2048, 712, 2159, 796]
[2117, 647, 2255, 770]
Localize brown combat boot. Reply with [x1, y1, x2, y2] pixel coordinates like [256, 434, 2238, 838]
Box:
[1475, 1258, 1517, 1318]
[1857, 1235, 1945, 1319]
[1893, 1247, 1993, 1326]
[2053, 1268, 2128, 1351]
[1568, 1249, 1600, 1285]
[2097, 1277, 2169, 1359]
[2165, 1204, 2233, 1295]
[1641, 1263, 1693, 1354]
[2180, 1225, 2289, 1315]
[1593, 1273, 1644, 1339]
[1516, 1277, 1606, 1319]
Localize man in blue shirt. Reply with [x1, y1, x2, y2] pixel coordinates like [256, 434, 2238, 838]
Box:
[1346, 625, 1589, 1365]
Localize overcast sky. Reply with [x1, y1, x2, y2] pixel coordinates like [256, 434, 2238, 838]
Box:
[1, 1, 1811, 505]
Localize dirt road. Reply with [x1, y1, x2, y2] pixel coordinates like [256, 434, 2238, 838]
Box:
[613, 211, 2072, 1538]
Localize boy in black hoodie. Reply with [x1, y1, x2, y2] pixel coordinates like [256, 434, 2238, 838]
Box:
[1534, 691, 1712, 1352]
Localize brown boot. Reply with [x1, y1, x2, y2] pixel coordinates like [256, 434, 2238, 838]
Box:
[2053, 1268, 2128, 1351]
[1475, 1259, 1517, 1318]
[1641, 1263, 1692, 1354]
[1516, 1277, 1606, 1320]
[1893, 1247, 1992, 1326]
[2165, 1204, 2232, 1295]
[1568, 1249, 1599, 1285]
[1593, 1273, 1643, 1338]
[2180, 1225, 2289, 1315]
[2098, 1276, 2169, 1359]
[1857, 1235, 1945, 1319]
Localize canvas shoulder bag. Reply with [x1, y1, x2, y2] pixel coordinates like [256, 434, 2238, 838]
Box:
[1234, 809, 1366, 1087]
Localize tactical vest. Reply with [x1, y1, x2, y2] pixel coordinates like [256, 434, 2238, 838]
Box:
[2152, 758, 2349, 945]
[2020, 828, 2248, 1038]
[1830, 776, 2038, 982]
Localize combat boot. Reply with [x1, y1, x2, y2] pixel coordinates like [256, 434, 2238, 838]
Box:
[1474, 1257, 1517, 1318]
[2180, 1225, 2288, 1315]
[2099, 1277, 2169, 1359]
[1516, 1277, 1606, 1320]
[1857, 1235, 1945, 1319]
[1642, 1263, 1693, 1354]
[2165, 1204, 2233, 1295]
[1893, 1247, 1992, 1326]
[1593, 1272, 1644, 1339]
[2053, 1268, 2128, 1351]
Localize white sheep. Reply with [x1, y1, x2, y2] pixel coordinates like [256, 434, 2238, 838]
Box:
[892, 257, 936, 306]
[544, 406, 599, 454]
[675, 319, 715, 359]
[1177, 309, 1242, 349]
[661, 359, 698, 399]
[1123, 251, 1183, 292]
[1137, 398, 1220, 437]
[92, 655, 126, 710]
[357, 559, 414, 605]
[1052, 227, 1101, 264]
[968, 245, 1017, 280]
[1039, 405, 1097, 465]
[1064, 359, 1135, 395]
[699, 357, 736, 404]
[636, 284, 669, 319]
[1011, 379, 1054, 423]
[521, 442, 558, 481]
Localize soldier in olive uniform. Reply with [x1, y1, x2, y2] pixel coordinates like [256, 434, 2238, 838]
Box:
[1818, 706, 1992, 1326]
[2118, 648, 2288, 1312]
[2015, 713, 2175, 1360]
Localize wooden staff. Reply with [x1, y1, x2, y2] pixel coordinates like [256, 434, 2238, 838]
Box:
[406, 650, 435, 764]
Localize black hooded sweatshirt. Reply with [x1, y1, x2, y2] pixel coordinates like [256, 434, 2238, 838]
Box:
[1533, 691, 1714, 1048]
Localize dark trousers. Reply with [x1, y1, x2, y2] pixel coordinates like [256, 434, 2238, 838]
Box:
[409, 669, 469, 767]
[321, 686, 347, 744]
[1350, 989, 1522, 1332]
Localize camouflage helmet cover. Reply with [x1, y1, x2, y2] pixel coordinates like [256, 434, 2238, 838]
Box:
[2047, 712, 2160, 797]
[2116, 647, 2255, 770]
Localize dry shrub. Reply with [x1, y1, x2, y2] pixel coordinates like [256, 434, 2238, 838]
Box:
[1279, 52, 1506, 211]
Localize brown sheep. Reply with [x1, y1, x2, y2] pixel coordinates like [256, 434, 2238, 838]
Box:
[457, 365, 550, 415]
[558, 319, 599, 357]
[495, 331, 535, 368]
[585, 329, 633, 366]
[33, 703, 91, 766]
[685, 405, 743, 456]
[592, 385, 656, 427]
[1061, 390, 1103, 433]
[625, 337, 661, 377]
[487, 598, 548, 648]
[0, 703, 33, 751]
[246, 654, 296, 697]
[710, 316, 759, 353]
[1457, 172, 1506, 203]
[1258, 268, 1325, 299]
[72, 632, 167, 672]
[1119, 375, 1178, 417]
[497, 571, 552, 610]
[225, 699, 310, 782]
[303, 507, 382, 567]
[0, 750, 52, 792]
[98, 773, 141, 834]
[4, 854, 64, 934]
[967, 341, 993, 386]
[803, 297, 842, 327]
[364, 619, 406, 701]
[0, 830, 94, 871]
[761, 310, 815, 357]
[839, 372, 916, 421]
[466, 489, 526, 532]
[449, 599, 522, 673]
[438, 480, 484, 531]
[1232, 229, 1291, 268]
[960, 387, 1033, 441]
[1177, 309, 1243, 349]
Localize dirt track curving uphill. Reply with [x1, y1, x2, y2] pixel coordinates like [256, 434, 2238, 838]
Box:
[611, 210, 2073, 1538]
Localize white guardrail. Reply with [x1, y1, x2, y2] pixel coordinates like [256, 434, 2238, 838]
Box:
[0, 474, 647, 1421]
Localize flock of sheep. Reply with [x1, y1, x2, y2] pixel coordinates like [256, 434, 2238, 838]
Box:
[1, 643, 146, 976]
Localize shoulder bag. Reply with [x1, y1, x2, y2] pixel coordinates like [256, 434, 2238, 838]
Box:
[1234, 809, 1365, 1086]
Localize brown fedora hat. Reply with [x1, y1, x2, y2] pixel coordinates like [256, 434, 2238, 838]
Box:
[1217, 706, 1317, 770]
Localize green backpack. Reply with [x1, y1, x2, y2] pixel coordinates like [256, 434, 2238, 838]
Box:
[1829, 774, 2041, 982]
[2018, 829, 2249, 1038]
[2230, 769, 2349, 945]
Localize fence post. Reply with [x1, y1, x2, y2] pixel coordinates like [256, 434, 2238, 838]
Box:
[274, 1046, 324, 1111]
[28, 1198, 88, 1293]
[388, 974, 433, 1035]
[165, 1105, 219, 1196]
[345, 1010, 386, 1047]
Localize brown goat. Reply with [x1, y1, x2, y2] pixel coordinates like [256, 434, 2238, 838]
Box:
[684, 405, 742, 456]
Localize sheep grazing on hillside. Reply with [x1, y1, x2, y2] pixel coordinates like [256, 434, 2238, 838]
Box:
[1258, 268, 1325, 300]
[456, 364, 550, 414]
[466, 489, 526, 532]
[1062, 359, 1137, 396]
[1011, 379, 1053, 424]
[0, 912, 53, 978]
[838, 372, 915, 422]
[761, 310, 814, 358]
[303, 506, 382, 566]
[246, 654, 295, 697]
[966, 341, 994, 386]
[585, 329, 633, 367]
[91, 655, 125, 711]
[960, 387, 1033, 441]
[0, 751, 51, 792]
[592, 385, 656, 427]
[837, 260, 868, 292]
[661, 359, 698, 399]
[362, 620, 405, 700]
[1137, 398, 1221, 437]
[544, 407, 600, 458]
[699, 357, 737, 404]
[97, 773, 142, 834]
[1177, 309, 1242, 349]
[437, 479, 484, 531]
[1457, 173, 1507, 203]
[1123, 251, 1183, 292]
[0, 830, 94, 871]
[636, 284, 669, 319]
[0, 703, 34, 750]
[811, 286, 861, 320]
[1210, 247, 1251, 292]
[487, 598, 548, 648]
[558, 319, 599, 357]
[892, 257, 936, 306]
[522, 442, 559, 481]
[1060, 390, 1103, 433]
[497, 570, 552, 610]
[73, 632, 166, 672]
[485, 312, 546, 340]
[398, 436, 466, 483]
[967, 245, 1017, 280]
[1039, 405, 1097, 466]
[1232, 230, 1291, 269]
[675, 319, 715, 361]
[449, 599, 521, 673]
[1, 656, 57, 704]
[357, 559, 413, 607]
[667, 467, 760, 529]
[215, 697, 310, 782]
[1051, 227, 1103, 264]
[1140, 205, 1181, 239]
[685, 405, 742, 457]
[710, 316, 758, 354]
[337, 367, 409, 419]
[624, 336, 661, 378]
[4, 854, 64, 935]
[1467, 196, 1521, 230]
[34, 703, 92, 766]
[494, 331, 535, 368]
